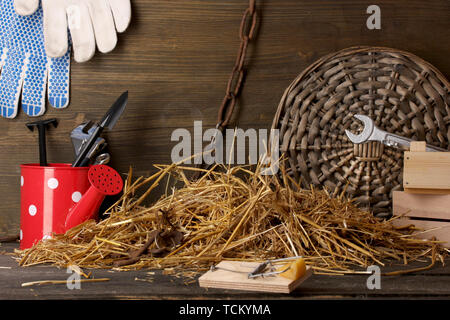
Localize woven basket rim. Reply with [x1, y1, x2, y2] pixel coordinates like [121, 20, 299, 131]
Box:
[271, 46, 450, 130]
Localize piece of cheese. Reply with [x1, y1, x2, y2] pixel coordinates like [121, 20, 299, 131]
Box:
[277, 258, 306, 281]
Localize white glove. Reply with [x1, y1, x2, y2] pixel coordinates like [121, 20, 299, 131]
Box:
[14, 0, 131, 62]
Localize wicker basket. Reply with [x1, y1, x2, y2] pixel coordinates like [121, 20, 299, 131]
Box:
[272, 46, 450, 216]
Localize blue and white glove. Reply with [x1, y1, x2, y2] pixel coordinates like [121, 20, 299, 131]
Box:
[0, 0, 70, 118]
[14, 0, 131, 63]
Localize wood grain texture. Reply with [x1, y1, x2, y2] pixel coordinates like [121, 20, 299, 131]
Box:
[393, 191, 450, 220]
[391, 217, 450, 248]
[404, 151, 450, 191]
[409, 142, 426, 152]
[393, 191, 450, 247]
[1, 243, 450, 299]
[0, 0, 449, 234]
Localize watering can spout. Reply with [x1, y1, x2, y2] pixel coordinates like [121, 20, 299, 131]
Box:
[65, 187, 107, 230]
[65, 165, 123, 230]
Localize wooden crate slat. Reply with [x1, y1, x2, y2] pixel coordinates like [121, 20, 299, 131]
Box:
[403, 151, 450, 191]
[393, 191, 450, 220]
[391, 217, 450, 248]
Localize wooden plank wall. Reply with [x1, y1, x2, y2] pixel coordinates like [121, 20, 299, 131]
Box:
[0, 0, 449, 235]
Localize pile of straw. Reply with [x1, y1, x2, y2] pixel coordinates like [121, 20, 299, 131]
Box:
[17, 163, 447, 275]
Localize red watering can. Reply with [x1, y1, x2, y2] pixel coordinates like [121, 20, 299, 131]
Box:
[20, 164, 123, 249]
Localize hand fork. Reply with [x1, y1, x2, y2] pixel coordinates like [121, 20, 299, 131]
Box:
[345, 114, 447, 152]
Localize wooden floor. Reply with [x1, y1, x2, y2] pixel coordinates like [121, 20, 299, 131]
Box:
[1, 243, 449, 299]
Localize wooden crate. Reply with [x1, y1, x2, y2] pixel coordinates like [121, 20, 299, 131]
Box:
[403, 142, 450, 193]
[392, 191, 450, 248]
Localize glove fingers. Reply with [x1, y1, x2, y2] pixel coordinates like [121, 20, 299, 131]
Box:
[43, 0, 69, 58]
[67, 4, 95, 63]
[0, 51, 25, 118]
[48, 48, 70, 108]
[14, 0, 39, 16]
[87, 0, 117, 54]
[21, 55, 47, 116]
[107, 0, 131, 33]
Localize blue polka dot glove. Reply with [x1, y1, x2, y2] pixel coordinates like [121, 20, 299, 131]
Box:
[0, 0, 70, 118]
[14, 0, 131, 63]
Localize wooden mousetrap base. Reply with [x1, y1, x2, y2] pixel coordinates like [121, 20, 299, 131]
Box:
[198, 260, 313, 294]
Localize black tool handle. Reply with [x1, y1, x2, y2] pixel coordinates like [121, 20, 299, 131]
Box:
[79, 157, 91, 167]
[26, 118, 58, 167]
[38, 126, 47, 166]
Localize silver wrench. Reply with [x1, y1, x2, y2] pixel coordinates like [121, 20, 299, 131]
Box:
[345, 114, 447, 152]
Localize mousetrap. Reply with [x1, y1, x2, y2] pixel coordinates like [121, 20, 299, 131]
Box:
[198, 257, 312, 294]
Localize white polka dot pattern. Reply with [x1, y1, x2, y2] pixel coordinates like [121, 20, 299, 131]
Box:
[71, 191, 82, 203]
[28, 204, 37, 216]
[47, 177, 59, 189]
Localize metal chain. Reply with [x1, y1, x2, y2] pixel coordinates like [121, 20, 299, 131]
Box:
[216, 0, 258, 131]
[191, 0, 259, 180]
